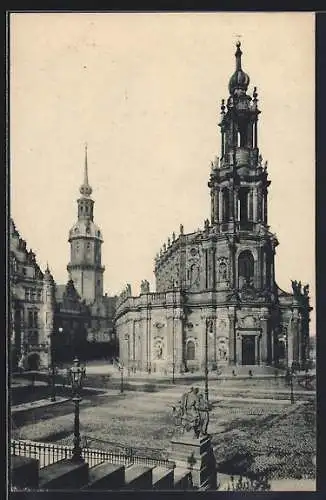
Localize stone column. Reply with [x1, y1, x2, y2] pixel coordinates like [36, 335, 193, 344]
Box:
[263, 189, 268, 224]
[175, 310, 184, 372]
[229, 186, 234, 221]
[234, 187, 239, 225]
[200, 315, 207, 371]
[215, 188, 220, 224]
[259, 309, 269, 364]
[211, 192, 215, 224]
[291, 309, 300, 364]
[236, 333, 242, 365]
[248, 189, 253, 221]
[253, 187, 258, 222]
[218, 189, 223, 224]
[287, 311, 299, 367]
[227, 308, 236, 365]
[257, 188, 263, 222]
[147, 305, 152, 371]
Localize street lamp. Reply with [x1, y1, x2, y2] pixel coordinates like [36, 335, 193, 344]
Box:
[49, 326, 63, 402]
[205, 317, 214, 404]
[68, 357, 86, 462]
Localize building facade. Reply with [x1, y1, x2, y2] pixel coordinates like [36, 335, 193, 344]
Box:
[115, 42, 312, 374]
[10, 219, 54, 370]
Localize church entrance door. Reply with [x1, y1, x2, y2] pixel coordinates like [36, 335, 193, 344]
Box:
[242, 335, 255, 365]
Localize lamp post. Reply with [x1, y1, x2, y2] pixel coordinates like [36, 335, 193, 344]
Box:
[205, 317, 214, 404]
[68, 357, 86, 462]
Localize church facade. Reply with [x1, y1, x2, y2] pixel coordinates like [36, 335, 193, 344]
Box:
[115, 42, 312, 374]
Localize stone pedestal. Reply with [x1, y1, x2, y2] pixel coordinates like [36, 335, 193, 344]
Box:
[170, 434, 217, 490]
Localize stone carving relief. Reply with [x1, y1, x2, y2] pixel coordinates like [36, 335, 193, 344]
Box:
[218, 319, 228, 331]
[217, 337, 228, 361]
[187, 261, 201, 289]
[217, 257, 228, 283]
[154, 321, 165, 329]
[153, 337, 164, 360]
[237, 315, 258, 329]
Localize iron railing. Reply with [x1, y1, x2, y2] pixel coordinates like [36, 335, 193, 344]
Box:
[11, 439, 175, 469]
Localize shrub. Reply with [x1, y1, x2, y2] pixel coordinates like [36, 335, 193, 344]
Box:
[226, 474, 271, 491]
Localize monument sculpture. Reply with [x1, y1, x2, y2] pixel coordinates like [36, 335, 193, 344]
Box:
[172, 387, 210, 439]
[170, 387, 217, 490]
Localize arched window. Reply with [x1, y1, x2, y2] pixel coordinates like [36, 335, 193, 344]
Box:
[186, 340, 196, 361]
[238, 250, 254, 287]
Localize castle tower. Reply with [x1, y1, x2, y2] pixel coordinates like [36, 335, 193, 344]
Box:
[41, 263, 55, 368]
[208, 41, 278, 295]
[67, 145, 105, 304]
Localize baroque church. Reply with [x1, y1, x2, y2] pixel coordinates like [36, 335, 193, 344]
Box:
[10, 147, 116, 370]
[115, 42, 312, 374]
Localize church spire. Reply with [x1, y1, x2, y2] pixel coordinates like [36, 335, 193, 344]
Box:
[79, 143, 92, 198]
[228, 41, 250, 95]
[235, 40, 242, 71]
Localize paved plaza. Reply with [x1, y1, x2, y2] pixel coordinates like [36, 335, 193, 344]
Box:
[11, 374, 316, 486]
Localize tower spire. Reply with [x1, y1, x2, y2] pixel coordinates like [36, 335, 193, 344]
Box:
[84, 142, 89, 185]
[79, 143, 92, 197]
[228, 41, 250, 95]
[235, 40, 242, 70]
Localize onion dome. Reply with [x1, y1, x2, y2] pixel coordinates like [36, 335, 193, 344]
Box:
[228, 41, 250, 95]
[79, 143, 93, 198]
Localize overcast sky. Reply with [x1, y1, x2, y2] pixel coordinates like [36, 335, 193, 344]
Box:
[10, 12, 315, 333]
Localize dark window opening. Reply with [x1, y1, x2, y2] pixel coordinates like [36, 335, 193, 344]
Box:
[238, 123, 248, 147]
[238, 250, 254, 288]
[238, 188, 249, 223]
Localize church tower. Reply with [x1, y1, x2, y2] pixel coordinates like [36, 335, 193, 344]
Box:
[67, 145, 105, 304]
[209, 41, 278, 295]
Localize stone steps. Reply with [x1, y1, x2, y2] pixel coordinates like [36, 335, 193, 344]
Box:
[11, 454, 194, 491]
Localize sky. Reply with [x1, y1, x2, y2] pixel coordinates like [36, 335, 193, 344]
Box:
[10, 12, 315, 333]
